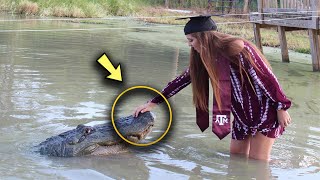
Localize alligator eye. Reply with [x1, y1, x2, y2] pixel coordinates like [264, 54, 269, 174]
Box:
[84, 127, 92, 135]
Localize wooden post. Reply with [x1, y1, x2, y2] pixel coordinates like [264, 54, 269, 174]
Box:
[308, 0, 320, 71]
[253, 0, 264, 53]
[311, 0, 319, 29]
[257, 0, 264, 24]
[278, 26, 290, 62]
[253, 23, 263, 53]
[309, 29, 320, 71]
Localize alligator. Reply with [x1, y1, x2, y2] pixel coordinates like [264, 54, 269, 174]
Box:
[37, 112, 155, 157]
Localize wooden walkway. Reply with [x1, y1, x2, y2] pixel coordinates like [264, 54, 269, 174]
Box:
[250, 0, 320, 71]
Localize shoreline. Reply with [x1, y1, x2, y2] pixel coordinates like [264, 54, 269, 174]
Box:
[0, 1, 311, 54]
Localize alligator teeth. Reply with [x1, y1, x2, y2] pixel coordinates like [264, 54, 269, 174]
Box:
[81, 144, 99, 155]
[127, 135, 140, 142]
[128, 125, 153, 143]
[98, 141, 120, 146]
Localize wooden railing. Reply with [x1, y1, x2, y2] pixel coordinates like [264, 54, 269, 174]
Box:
[254, 0, 319, 26]
[263, 0, 312, 10]
[251, 0, 320, 71]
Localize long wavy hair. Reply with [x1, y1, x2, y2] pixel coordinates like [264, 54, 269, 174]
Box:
[189, 31, 271, 111]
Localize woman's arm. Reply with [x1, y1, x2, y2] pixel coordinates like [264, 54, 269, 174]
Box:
[243, 44, 291, 110]
[243, 44, 292, 127]
[133, 68, 191, 117]
[151, 68, 191, 104]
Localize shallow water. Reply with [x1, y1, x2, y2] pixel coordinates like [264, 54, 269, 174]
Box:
[0, 15, 319, 179]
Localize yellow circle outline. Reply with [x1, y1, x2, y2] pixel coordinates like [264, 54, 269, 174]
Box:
[111, 85, 172, 146]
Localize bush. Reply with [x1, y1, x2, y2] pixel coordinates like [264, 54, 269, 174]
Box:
[17, 0, 38, 15]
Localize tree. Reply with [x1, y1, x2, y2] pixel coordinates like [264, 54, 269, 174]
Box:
[165, 0, 169, 8]
[243, 0, 250, 13]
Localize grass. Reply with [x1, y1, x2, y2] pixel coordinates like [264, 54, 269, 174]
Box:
[0, 0, 311, 54]
[0, 0, 11, 11]
[217, 18, 311, 54]
[0, 0, 145, 17]
[140, 13, 310, 54]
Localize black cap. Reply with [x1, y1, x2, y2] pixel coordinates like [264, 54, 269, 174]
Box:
[176, 15, 218, 35]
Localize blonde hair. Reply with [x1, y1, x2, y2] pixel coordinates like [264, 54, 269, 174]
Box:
[189, 31, 271, 111]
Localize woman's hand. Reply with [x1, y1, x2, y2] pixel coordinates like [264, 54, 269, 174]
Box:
[277, 110, 291, 128]
[133, 102, 157, 117]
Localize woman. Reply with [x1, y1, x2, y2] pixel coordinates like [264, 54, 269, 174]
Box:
[133, 15, 292, 161]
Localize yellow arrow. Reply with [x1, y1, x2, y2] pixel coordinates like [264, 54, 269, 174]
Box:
[97, 53, 122, 82]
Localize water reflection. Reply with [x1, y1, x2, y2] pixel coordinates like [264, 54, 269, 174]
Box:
[40, 154, 149, 179]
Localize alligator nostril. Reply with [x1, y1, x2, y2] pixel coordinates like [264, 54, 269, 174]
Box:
[67, 138, 78, 145]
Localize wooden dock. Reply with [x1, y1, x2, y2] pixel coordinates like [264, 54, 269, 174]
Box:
[250, 0, 320, 71]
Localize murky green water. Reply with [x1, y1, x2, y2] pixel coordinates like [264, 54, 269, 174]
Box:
[0, 14, 319, 179]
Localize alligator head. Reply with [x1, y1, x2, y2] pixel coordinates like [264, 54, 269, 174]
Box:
[37, 112, 155, 157]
